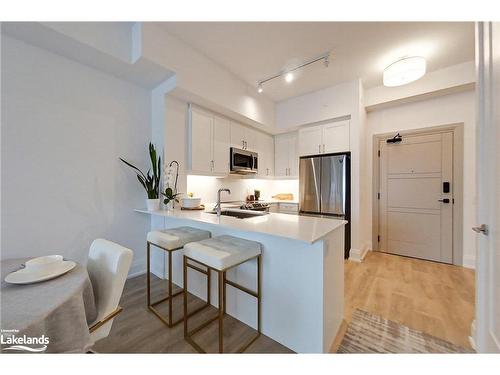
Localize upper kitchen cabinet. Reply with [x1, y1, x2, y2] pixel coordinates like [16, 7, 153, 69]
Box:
[230, 122, 258, 151]
[275, 132, 298, 178]
[189, 106, 230, 175]
[323, 120, 350, 154]
[212, 115, 231, 174]
[256, 131, 274, 177]
[298, 124, 323, 156]
[298, 119, 350, 156]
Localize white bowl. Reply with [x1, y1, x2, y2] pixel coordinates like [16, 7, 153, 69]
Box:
[25, 255, 63, 267]
[182, 197, 202, 208]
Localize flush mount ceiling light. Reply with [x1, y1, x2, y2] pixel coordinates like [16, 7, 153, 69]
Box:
[257, 52, 330, 93]
[383, 56, 426, 87]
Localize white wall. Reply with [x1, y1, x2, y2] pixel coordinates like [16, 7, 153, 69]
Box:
[1, 35, 151, 275]
[364, 89, 476, 267]
[41, 22, 136, 63]
[365, 61, 475, 109]
[143, 23, 275, 130]
[276, 81, 357, 130]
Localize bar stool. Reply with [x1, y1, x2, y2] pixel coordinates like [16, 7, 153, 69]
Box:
[147, 226, 211, 327]
[182, 235, 262, 353]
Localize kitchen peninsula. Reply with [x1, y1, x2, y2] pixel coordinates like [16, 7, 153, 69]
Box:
[137, 208, 346, 353]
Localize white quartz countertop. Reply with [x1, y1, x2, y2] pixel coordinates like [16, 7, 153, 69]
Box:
[135, 208, 346, 244]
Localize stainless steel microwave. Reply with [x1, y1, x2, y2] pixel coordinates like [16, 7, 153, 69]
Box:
[230, 147, 258, 174]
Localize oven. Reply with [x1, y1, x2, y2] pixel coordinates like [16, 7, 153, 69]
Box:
[230, 147, 258, 174]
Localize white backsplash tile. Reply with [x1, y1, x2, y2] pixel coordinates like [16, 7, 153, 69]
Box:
[186, 175, 298, 204]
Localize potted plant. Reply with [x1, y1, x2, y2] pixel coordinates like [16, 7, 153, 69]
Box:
[120, 143, 161, 211]
[162, 187, 181, 211]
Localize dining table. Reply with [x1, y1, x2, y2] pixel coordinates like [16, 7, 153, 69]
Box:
[1, 258, 97, 353]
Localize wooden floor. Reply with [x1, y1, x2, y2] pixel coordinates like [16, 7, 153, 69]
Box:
[95, 250, 475, 353]
[344, 251, 475, 350]
[93, 273, 293, 353]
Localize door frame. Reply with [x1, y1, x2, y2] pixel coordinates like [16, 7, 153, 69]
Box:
[371, 123, 464, 266]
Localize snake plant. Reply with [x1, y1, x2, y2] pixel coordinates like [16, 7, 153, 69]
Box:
[120, 143, 161, 199]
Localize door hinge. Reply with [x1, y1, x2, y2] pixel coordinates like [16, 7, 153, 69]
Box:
[378, 150, 380, 157]
[377, 192, 380, 200]
[377, 235, 380, 242]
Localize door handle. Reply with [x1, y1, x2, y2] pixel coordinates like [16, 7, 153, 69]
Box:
[472, 224, 488, 235]
[438, 198, 450, 203]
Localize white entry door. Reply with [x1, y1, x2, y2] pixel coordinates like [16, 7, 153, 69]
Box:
[475, 21, 500, 353]
[379, 132, 453, 263]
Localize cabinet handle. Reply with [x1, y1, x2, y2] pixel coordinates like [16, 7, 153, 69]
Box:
[323, 144, 325, 153]
[319, 144, 321, 153]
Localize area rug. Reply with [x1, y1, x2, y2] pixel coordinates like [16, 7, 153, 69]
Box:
[337, 309, 474, 353]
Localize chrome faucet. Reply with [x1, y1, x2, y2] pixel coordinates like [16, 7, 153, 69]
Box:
[214, 188, 231, 217]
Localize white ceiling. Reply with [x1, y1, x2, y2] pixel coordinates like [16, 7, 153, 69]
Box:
[160, 22, 474, 102]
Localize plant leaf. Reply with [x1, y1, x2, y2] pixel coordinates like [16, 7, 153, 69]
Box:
[120, 158, 147, 179]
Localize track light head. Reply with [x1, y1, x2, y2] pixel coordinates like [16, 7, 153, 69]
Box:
[324, 56, 330, 68]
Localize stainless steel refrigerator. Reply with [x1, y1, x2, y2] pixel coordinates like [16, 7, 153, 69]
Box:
[299, 153, 351, 258]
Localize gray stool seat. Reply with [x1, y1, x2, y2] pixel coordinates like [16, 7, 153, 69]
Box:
[184, 235, 262, 271]
[147, 226, 211, 250]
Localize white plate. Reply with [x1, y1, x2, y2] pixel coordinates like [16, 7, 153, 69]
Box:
[25, 255, 63, 267]
[5, 261, 76, 285]
[182, 197, 201, 208]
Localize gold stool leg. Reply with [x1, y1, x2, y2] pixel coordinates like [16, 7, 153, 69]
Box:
[183, 255, 188, 338]
[147, 242, 151, 306]
[222, 271, 227, 314]
[218, 270, 224, 353]
[168, 250, 173, 327]
[257, 255, 261, 333]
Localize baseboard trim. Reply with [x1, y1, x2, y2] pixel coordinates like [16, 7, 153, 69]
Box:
[462, 255, 476, 269]
[348, 246, 370, 262]
[127, 269, 146, 279]
[329, 319, 348, 353]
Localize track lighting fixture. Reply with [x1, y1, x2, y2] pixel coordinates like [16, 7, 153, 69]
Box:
[256, 52, 330, 93]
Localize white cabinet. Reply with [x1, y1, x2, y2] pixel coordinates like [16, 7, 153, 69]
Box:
[230, 122, 258, 151]
[230, 122, 247, 150]
[256, 132, 274, 177]
[268, 202, 298, 214]
[298, 125, 323, 156]
[274, 132, 298, 178]
[323, 120, 350, 154]
[189, 107, 230, 175]
[212, 115, 230, 174]
[190, 108, 213, 173]
[298, 119, 350, 156]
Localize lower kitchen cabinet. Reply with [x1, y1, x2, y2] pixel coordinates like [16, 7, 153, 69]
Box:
[269, 202, 299, 214]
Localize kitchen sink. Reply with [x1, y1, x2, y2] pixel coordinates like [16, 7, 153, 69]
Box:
[206, 210, 268, 219]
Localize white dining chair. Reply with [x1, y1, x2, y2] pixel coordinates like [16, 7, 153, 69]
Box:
[87, 239, 133, 344]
